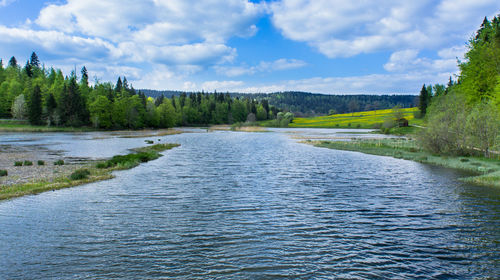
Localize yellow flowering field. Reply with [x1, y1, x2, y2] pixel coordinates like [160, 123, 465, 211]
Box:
[289, 107, 420, 128]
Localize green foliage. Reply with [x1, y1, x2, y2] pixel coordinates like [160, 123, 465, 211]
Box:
[70, 169, 91, 180]
[37, 160, 45, 166]
[54, 159, 64, 166]
[418, 84, 430, 116]
[28, 85, 43, 125]
[0, 169, 7, 177]
[89, 95, 113, 129]
[419, 15, 500, 158]
[11, 94, 27, 120]
[14, 161, 23, 166]
[23, 160, 33, 166]
[96, 144, 179, 169]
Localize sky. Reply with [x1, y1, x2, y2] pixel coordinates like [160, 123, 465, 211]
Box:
[0, 0, 498, 94]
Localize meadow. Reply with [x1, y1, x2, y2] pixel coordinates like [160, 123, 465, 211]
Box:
[289, 107, 422, 129]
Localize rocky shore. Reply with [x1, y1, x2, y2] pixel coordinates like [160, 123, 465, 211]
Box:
[0, 144, 87, 186]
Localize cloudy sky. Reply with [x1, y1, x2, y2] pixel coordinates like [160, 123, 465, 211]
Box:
[0, 0, 498, 94]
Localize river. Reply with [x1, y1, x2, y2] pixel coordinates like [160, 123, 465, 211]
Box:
[0, 129, 499, 279]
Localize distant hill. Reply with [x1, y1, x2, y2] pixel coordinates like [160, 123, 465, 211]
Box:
[139, 90, 418, 116]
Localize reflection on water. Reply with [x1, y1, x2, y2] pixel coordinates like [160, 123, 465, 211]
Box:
[0, 130, 499, 279]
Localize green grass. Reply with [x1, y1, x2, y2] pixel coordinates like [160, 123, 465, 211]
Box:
[0, 143, 180, 200]
[287, 107, 422, 129]
[70, 169, 91, 180]
[0, 121, 95, 132]
[308, 139, 500, 188]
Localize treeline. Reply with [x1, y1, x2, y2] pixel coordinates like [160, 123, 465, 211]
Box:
[0, 54, 279, 129]
[141, 90, 419, 117]
[418, 15, 500, 158]
[246, 92, 418, 116]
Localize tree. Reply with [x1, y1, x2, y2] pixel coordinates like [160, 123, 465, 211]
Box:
[28, 85, 42, 125]
[80, 66, 88, 86]
[24, 61, 33, 78]
[348, 99, 359, 115]
[89, 95, 113, 128]
[45, 93, 57, 126]
[115, 77, 123, 94]
[30, 52, 40, 68]
[465, 101, 499, 157]
[157, 99, 176, 128]
[418, 92, 469, 155]
[256, 104, 267, 121]
[8, 56, 17, 68]
[11, 94, 27, 119]
[418, 84, 429, 116]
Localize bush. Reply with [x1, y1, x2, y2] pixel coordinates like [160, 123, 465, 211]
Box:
[70, 169, 91, 180]
[145, 140, 154, 144]
[96, 162, 109, 169]
[460, 158, 469, 162]
[0, 169, 7, 176]
[37, 160, 45, 165]
[23, 160, 33, 166]
[54, 159, 64, 165]
[14, 161, 23, 166]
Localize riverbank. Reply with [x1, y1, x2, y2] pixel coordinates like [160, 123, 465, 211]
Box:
[0, 143, 180, 200]
[209, 124, 268, 132]
[306, 139, 500, 188]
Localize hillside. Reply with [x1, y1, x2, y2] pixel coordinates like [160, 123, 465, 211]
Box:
[140, 90, 418, 116]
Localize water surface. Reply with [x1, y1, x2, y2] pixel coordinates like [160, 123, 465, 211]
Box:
[0, 130, 498, 279]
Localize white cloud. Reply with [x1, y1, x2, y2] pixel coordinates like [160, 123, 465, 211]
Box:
[201, 80, 245, 91]
[215, 58, 307, 77]
[32, 0, 263, 65]
[270, 0, 499, 58]
[207, 71, 453, 94]
[383, 45, 464, 74]
[0, 0, 16, 7]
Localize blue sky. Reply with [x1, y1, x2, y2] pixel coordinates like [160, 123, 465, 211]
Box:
[0, 0, 498, 94]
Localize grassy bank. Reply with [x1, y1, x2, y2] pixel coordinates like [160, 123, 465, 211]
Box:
[307, 139, 500, 188]
[289, 108, 422, 129]
[0, 143, 180, 200]
[0, 121, 95, 132]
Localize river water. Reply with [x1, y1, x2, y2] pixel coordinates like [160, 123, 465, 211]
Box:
[0, 129, 499, 279]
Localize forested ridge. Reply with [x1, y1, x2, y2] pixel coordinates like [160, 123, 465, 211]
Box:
[142, 89, 418, 116]
[418, 15, 500, 158]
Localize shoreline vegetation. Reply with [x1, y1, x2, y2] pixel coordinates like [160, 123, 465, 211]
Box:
[306, 139, 500, 188]
[0, 143, 180, 201]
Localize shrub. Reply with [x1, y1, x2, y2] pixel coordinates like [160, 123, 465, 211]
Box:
[23, 160, 33, 166]
[70, 169, 91, 180]
[145, 140, 154, 144]
[356, 124, 361, 128]
[37, 160, 45, 165]
[0, 169, 7, 176]
[460, 158, 469, 162]
[96, 162, 109, 169]
[14, 161, 23, 166]
[54, 159, 64, 165]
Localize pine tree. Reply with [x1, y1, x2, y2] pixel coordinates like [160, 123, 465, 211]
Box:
[30, 52, 40, 68]
[419, 84, 429, 116]
[80, 66, 88, 86]
[28, 85, 42, 125]
[24, 60, 33, 77]
[8, 56, 17, 68]
[115, 77, 123, 93]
